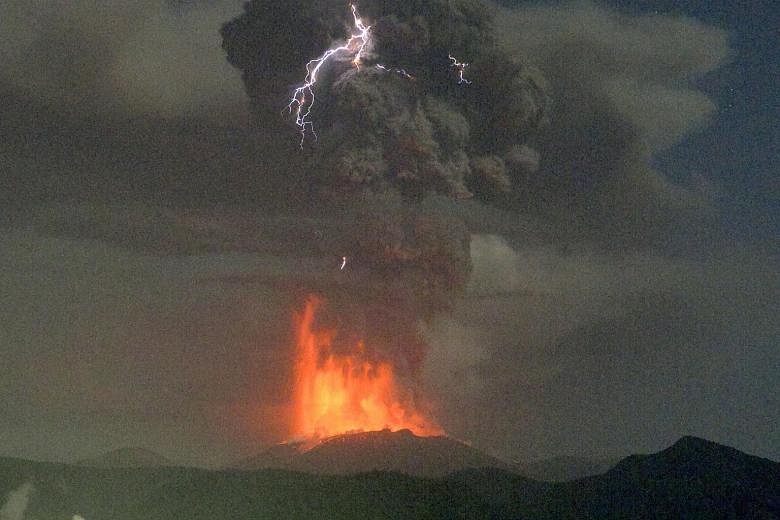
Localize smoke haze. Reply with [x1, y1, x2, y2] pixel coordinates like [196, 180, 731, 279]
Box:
[0, 483, 33, 520]
[0, 0, 777, 466]
[0, 0, 244, 119]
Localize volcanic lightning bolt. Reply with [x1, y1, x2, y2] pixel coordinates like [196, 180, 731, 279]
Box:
[375, 64, 415, 80]
[287, 5, 472, 146]
[449, 54, 472, 85]
[287, 4, 372, 147]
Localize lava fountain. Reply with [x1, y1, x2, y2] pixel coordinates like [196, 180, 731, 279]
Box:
[291, 295, 442, 439]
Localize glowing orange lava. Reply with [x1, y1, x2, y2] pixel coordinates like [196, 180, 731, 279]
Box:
[291, 296, 442, 439]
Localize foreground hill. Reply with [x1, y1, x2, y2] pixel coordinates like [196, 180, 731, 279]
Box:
[583, 436, 780, 518]
[1, 436, 777, 519]
[237, 429, 512, 477]
[75, 447, 172, 468]
[515, 455, 618, 481]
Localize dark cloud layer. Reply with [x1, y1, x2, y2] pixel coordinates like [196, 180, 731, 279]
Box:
[0, 1, 245, 120]
[0, 0, 777, 466]
[493, 2, 733, 246]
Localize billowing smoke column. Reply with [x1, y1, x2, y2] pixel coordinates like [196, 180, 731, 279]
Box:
[222, 0, 547, 201]
[221, 0, 548, 429]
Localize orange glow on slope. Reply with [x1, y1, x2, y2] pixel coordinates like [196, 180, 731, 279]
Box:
[291, 296, 442, 439]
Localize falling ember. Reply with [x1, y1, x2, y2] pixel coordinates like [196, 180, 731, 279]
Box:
[291, 296, 442, 439]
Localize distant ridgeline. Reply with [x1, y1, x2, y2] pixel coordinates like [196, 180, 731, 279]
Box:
[0, 436, 778, 519]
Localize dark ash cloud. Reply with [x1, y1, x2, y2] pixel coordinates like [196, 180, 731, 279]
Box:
[221, 0, 547, 200]
[219, 0, 549, 390]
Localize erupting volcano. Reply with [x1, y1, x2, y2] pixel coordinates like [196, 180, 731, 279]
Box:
[290, 296, 442, 440]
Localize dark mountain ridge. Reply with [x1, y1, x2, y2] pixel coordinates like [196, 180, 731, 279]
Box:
[573, 436, 780, 519]
[515, 454, 618, 482]
[610, 435, 779, 481]
[1, 436, 777, 519]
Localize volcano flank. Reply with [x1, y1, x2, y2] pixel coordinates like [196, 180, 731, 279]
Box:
[235, 428, 511, 477]
[2, 436, 778, 519]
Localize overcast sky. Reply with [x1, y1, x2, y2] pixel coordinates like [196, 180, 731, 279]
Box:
[0, 0, 777, 467]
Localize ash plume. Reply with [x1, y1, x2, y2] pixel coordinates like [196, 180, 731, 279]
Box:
[221, 0, 547, 376]
[309, 199, 473, 371]
[221, 0, 547, 200]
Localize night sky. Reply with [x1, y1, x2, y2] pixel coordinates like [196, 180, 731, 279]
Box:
[1, 0, 777, 468]
[613, 0, 778, 244]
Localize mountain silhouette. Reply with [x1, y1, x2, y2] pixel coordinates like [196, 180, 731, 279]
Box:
[1, 436, 777, 519]
[514, 455, 618, 481]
